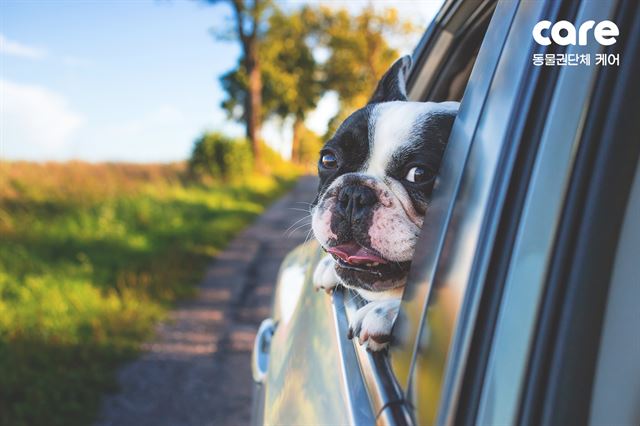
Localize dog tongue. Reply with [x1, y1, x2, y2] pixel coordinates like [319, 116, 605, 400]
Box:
[327, 243, 388, 265]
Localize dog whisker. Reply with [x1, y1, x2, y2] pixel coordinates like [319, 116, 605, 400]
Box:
[287, 207, 312, 213]
[284, 214, 312, 235]
[285, 221, 312, 238]
[285, 222, 312, 237]
[303, 227, 315, 245]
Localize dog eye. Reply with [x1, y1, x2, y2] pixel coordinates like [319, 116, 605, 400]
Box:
[405, 166, 428, 183]
[320, 153, 338, 169]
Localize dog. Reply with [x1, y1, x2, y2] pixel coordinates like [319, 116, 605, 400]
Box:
[311, 55, 459, 351]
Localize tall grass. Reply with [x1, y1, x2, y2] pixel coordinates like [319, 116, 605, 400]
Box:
[0, 161, 298, 426]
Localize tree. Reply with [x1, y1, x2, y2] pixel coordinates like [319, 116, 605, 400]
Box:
[260, 6, 323, 163]
[318, 6, 417, 137]
[296, 125, 324, 167]
[204, 0, 272, 169]
[216, 4, 416, 162]
[220, 6, 323, 163]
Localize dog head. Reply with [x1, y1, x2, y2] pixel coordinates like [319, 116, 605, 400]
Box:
[311, 55, 458, 296]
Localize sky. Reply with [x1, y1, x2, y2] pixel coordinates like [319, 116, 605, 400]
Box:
[1, 0, 443, 163]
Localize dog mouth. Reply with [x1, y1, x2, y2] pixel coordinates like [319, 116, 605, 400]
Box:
[326, 242, 410, 279]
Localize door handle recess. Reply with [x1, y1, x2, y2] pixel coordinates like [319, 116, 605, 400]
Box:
[252, 318, 276, 383]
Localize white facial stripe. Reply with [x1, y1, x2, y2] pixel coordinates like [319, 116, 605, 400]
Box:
[365, 101, 460, 178]
[365, 101, 444, 178]
[366, 102, 416, 177]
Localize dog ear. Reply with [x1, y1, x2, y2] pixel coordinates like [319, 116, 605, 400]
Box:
[368, 55, 412, 104]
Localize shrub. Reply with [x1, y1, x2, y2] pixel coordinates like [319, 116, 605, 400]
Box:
[189, 132, 253, 182]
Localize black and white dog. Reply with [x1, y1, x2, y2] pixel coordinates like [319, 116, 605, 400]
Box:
[311, 55, 458, 351]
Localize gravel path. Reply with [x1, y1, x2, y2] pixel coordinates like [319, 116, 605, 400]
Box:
[96, 176, 318, 426]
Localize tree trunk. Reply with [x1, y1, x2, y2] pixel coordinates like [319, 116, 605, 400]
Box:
[244, 41, 263, 170]
[291, 117, 303, 164]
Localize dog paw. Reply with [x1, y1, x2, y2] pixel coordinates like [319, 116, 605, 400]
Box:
[348, 299, 401, 352]
[313, 255, 340, 294]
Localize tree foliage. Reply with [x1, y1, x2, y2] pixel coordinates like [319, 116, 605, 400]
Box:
[217, 4, 417, 159]
[204, 0, 272, 169]
[318, 6, 416, 137]
[221, 5, 323, 163]
[296, 126, 324, 166]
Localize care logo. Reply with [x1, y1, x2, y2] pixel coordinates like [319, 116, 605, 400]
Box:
[533, 20, 619, 45]
[531, 20, 620, 67]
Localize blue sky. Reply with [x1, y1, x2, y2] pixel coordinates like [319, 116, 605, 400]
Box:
[1, 0, 441, 163]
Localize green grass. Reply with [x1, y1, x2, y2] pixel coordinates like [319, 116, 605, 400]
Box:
[0, 162, 299, 426]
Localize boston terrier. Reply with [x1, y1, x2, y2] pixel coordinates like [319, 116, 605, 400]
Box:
[311, 55, 459, 351]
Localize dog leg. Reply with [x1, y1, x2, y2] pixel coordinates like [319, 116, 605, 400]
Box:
[313, 255, 340, 294]
[348, 299, 401, 352]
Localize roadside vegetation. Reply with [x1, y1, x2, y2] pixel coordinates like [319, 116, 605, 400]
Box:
[0, 158, 299, 426]
[0, 2, 418, 424]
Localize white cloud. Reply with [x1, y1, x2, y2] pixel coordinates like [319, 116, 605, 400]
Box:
[71, 105, 192, 163]
[61, 55, 92, 68]
[1, 79, 84, 160]
[0, 34, 47, 60]
[103, 105, 185, 140]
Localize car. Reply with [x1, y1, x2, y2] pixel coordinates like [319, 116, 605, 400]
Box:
[251, 0, 640, 424]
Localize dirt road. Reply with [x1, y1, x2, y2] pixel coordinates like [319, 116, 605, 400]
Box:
[96, 176, 318, 426]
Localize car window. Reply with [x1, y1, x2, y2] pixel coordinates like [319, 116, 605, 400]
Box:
[589, 164, 640, 426]
[332, 1, 498, 421]
[389, 0, 500, 393]
[390, 2, 500, 392]
[389, 1, 575, 424]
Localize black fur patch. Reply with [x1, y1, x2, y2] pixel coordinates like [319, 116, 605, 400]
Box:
[368, 56, 411, 104]
[385, 111, 457, 214]
[328, 174, 376, 248]
[315, 106, 373, 204]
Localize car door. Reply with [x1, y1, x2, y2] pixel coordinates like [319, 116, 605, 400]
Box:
[394, 0, 639, 425]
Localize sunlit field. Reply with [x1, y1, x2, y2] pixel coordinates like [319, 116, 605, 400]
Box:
[0, 161, 298, 426]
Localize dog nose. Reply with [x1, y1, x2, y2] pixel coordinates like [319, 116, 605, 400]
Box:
[337, 185, 377, 222]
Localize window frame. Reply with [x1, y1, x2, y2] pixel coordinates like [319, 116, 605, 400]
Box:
[390, 0, 587, 424]
[517, 1, 640, 424]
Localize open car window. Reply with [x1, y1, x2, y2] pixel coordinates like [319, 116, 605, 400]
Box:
[389, 0, 558, 424]
[389, 0, 500, 384]
[337, 0, 498, 422]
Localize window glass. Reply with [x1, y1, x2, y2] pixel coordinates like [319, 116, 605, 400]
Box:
[390, 0, 500, 392]
[589, 165, 640, 426]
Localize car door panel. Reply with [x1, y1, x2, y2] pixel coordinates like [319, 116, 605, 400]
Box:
[259, 242, 376, 425]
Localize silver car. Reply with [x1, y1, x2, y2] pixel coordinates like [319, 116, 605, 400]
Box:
[252, 0, 640, 424]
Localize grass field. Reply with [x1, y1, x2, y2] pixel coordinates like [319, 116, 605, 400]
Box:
[0, 161, 298, 426]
